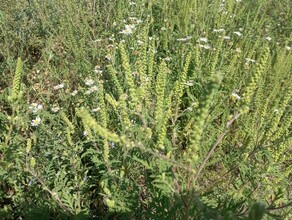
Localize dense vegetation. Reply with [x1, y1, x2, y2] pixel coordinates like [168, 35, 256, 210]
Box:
[0, 0, 291, 219]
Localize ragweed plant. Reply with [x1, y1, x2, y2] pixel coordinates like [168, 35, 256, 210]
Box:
[154, 61, 168, 126]
[11, 58, 23, 101]
[119, 42, 139, 111]
[1, 0, 292, 219]
[242, 46, 270, 107]
[187, 73, 222, 165]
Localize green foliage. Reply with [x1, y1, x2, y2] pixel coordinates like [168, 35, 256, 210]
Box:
[0, 0, 292, 219]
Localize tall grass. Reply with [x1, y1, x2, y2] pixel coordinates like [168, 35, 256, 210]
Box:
[0, 0, 291, 219]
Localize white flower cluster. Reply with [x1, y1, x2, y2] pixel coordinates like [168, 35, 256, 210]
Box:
[85, 79, 95, 86]
[198, 37, 211, 49]
[71, 90, 78, 96]
[93, 65, 103, 74]
[84, 78, 98, 94]
[245, 58, 256, 65]
[199, 44, 211, 50]
[176, 36, 192, 42]
[120, 24, 136, 35]
[213, 28, 225, 33]
[53, 83, 65, 90]
[51, 105, 60, 113]
[29, 103, 43, 113]
[29, 103, 43, 126]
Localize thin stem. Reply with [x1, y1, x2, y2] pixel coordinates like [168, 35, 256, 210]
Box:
[193, 112, 241, 183]
[24, 165, 71, 214]
[4, 109, 15, 147]
[172, 166, 188, 209]
[267, 200, 292, 211]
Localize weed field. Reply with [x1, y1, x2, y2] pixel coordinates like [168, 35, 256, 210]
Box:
[0, 0, 291, 219]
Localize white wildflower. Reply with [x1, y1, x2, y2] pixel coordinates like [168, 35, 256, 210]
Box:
[235, 48, 241, 53]
[31, 116, 41, 126]
[285, 46, 291, 51]
[223, 36, 231, 40]
[233, 31, 242, 37]
[95, 64, 103, 73]
[94, 64, 101, 70]
[265, 37, 272, 41]
[53, 83, 64, 90]
[199, 37, 208, 42]
[177, 38, 186, 42]
[203, 45, 211, 49]
[185, 80, 194, 86]
[129, 17, 137, 21]
[29, 103, 43, 113]
[245, 58, 256, 63]
[231, 93, 241, 100]
[105, 54, 112, 60]
[95, 70, 103, 74]
[91, 85, 98, 91]
[29, 103, 38, 109]
[85, 79, 95, 86]
[92, 107, 101, 112]
[137, 40, 143, 45]
[71, 90, 78, 96]
[129, 17, 142, 24]
[213, 28, 225, 33]
[198, 44, 211, 49]
[93, 39, 102, 43]
[120, 24, 135, 35]
[51, 106, 60, 113]
[132, 71, 139, 77]
[187, 107, 193, 111]
[37, 104, 43, 111]
[85, 85, 98, 94]
[177, 36, 192, 42]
